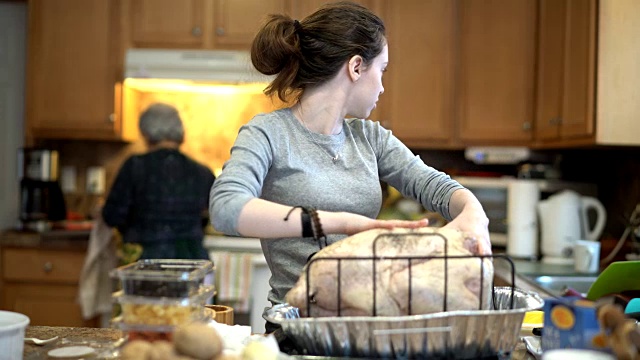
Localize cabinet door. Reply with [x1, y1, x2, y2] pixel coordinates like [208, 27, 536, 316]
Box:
[292, 0, 385, 19]
[212, 0, 291, 49]
[457, 0, 536, 144]
[2, 283, 97, 327]
[383, 0, 455, 146]
[536, 0, 596, 143]
[129, 0, 207, 49]
[26, 0, 122, 140]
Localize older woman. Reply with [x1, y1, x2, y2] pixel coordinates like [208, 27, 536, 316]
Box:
[103, 103, 215, 259]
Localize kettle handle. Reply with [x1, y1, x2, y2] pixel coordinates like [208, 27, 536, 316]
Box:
[581, 197, 607, 241]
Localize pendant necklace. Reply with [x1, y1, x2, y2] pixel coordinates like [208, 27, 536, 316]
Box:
[297, 111, 345, 163]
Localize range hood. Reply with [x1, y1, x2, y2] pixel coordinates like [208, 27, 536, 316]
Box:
[124, 48, 272, 84]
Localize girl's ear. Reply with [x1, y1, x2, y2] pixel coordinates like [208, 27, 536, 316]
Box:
[348, 55, 363, 82]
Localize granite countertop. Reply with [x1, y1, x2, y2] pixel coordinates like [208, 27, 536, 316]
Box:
[24, 326, 123, 359]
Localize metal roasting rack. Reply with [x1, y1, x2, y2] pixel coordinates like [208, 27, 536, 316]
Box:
[303, 231, 516, 317]
[264, 230, 543, 358]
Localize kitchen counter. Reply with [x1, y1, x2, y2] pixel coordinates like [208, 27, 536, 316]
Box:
[23, 326, 123, 359]
[22, 325, 535, 360]
[0, 229, 90, 250]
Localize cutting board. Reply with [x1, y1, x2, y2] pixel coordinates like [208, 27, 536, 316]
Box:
[586, 260, 640, 300]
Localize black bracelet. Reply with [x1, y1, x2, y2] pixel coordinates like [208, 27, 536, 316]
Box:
[284, 206, 314, 238]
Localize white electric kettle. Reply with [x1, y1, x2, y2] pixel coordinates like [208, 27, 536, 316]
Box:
[538, 190, 606, 264]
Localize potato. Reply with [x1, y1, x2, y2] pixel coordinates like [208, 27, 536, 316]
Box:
[173, 323, 223, 360]
[148, 340, 176, 360]
[121, 340, 153, 360]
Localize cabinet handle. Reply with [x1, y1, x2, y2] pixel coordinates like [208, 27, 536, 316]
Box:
[522, 122, 531, 131]
[216, 27, 225, 36]
[191, 26, 202, 37]
[43, 262, 53, 273]
[108, 113, 115, 123]
[549, 118, 560, 126]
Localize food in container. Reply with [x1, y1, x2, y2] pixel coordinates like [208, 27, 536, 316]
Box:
[110, 259, 214, 297]
[113, 321, 176, 343]
[113, 286, 215, 326]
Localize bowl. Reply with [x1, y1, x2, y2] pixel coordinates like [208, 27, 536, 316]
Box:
[206, 305, 234, 325]
[0, 310, 30, 360]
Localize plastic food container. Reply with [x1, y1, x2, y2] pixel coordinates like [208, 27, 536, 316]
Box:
[110, 259, 214, 297]
[0, 310, 30, 360]
[113, 286, 215, 326]
[112, 320, 177, 343]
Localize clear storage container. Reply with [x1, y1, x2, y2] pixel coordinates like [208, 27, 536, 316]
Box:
[112, 286, 215, 326]
[110, 259, 214, 297]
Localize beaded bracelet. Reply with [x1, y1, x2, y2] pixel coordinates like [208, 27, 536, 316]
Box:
[309, 208, 328, 248]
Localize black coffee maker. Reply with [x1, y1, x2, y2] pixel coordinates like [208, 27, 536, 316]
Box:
[18, 148, 67, 231]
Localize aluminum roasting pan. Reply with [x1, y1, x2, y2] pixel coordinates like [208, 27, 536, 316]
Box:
[265, 287, 544, 359]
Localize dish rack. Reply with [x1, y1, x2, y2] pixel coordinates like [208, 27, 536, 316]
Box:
[265, 231, 544, 359]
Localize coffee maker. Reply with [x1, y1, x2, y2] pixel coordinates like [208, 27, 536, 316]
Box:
[18, 148, 67, 231]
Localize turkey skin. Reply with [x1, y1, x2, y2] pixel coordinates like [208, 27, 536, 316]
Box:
[285, 227, 494, 317]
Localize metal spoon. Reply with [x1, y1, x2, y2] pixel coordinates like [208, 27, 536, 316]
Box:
[24, 336, 59, 345]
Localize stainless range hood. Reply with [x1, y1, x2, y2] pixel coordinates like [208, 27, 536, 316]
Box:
[124, 48, 272, 84]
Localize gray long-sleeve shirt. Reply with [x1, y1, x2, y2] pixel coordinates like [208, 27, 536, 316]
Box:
[209, 108, 463, 306]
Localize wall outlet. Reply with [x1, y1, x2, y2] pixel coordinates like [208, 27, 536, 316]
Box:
[86, 166, 106, 195]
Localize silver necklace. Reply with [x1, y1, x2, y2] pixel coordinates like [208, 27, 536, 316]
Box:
[297, 111, 344, 162]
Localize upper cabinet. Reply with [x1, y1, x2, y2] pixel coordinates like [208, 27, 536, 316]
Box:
[25, 0, 131, 141]
[124, 0, 293, 50]
[536, 0, 596, 146]
[383, 0, 536, 149]
[382, 1, 455, 148]
[456, 0, 537, 145]
[292, 0, 385, 18]
[129, 0, 208, 49]
[535, 0, 640, 148]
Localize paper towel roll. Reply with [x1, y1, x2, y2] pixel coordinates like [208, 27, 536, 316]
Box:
[507, 180, 540, 259]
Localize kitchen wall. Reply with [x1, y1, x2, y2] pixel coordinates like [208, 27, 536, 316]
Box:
[41, 134, 640, 252]
[0, 2, 26, 230]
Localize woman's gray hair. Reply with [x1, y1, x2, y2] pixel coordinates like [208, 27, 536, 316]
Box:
[138, 103, 185, 145]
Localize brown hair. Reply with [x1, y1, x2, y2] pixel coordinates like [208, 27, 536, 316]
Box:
[251, 1, 386, 103]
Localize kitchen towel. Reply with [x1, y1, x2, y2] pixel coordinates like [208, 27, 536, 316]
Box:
[78, 216, 118, 319]
[209, 251, 254, 313]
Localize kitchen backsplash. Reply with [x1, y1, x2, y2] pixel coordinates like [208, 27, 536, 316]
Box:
[38, 138, 640, 251]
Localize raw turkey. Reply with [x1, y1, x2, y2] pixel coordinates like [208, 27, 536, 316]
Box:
[285, 227, 494, 317]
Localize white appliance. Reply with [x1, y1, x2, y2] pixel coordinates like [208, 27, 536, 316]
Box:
[538, 190, 606, 265]
[454, 176, 598, 257]
[125, 48, 273, 83]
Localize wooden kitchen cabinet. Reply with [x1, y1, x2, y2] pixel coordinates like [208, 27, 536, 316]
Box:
[535, 0, 597, 146]
[383, 0, 536, 149]
[129, 0, 208, 49]
[1, 247, 98, 327]
[25, 0, 129, 141]
[456, 0, 537, 144]
[124, 0, 293, 50]
[291, 0, 385, 18]
[382, 0, 455, 147]
[535, 0, 640, 148]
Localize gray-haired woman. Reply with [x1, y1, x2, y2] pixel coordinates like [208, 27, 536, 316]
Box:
[103, 103, 215, 259]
